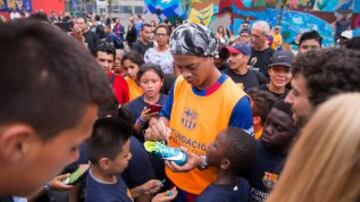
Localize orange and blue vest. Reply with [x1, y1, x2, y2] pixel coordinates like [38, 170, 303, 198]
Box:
[160, 74, 254, 194]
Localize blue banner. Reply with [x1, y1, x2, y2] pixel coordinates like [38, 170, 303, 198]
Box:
[70, 0, 77, 10]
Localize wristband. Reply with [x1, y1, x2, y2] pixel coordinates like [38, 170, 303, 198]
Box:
[136, 117, 145, 126]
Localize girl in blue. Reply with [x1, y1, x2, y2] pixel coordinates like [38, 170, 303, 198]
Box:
[123, 63, 168, 142]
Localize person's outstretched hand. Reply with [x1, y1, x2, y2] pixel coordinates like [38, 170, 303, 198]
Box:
[145, 118, 171, 142]
[48, 174, 74, 191]
[165, 147, 202, 172]
[151, 187, 178, 202]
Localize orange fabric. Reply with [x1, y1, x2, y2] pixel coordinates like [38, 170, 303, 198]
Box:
[166, 76, 246, 194]
[271, 33, 283, 50]
[254, 128, 263, 140]
[125, 76, 143, 101]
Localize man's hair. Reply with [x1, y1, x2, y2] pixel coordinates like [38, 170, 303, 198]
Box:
[252, 20, 270, 35]
[76, 16, 87, 23]
[154, 24, 171, 35]
[93, 41, 116, 60]
[222, 128, 257, 174]
[292, 48, 360, 106]
[0, 19, 112, 140]
[95, 15, 101, 21]
[299, 31, 322, 47]
[248, 89, 278, 122]
[272, 100, 293, 119]
[141, 23, 152, 31]
[137, 63, 164, 81]
[121, 50, 144, 67]
[29, 11, 49, 23]
[344, 36, 360, 50]
[86, 118, 132, 165]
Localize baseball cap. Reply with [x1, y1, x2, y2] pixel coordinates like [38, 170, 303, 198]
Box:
[226, 43, 251, 56]
[340, 30, 353, 40]
[169, 23, 218, 57]
[268, 50, 294, 68]
[240, 28, 251, 36]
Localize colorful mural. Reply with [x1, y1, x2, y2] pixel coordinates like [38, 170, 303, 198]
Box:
[0, 0, 32, 12]
[144, 0, 360, 46]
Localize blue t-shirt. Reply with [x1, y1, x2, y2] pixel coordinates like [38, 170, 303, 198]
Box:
[196, 178, 251, 202]
[247, 140, 285, 202]
[125, 94, 168, 125]
[124, 94, 168, 141]
[122, 136, 155, 188]
[78, 136, 155, 190]
[85, 171, 132, 202]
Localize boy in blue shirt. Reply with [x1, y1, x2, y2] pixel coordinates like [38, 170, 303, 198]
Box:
[85, 117, 177, 202]
[85, 118, 133, 202]
[196, 128, 257, 202]
[247, 101, 298, 202]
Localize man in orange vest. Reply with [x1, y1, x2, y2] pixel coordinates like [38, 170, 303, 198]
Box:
[145, 23, 254, 201]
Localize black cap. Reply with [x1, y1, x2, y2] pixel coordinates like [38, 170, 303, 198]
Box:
[240, 28, 251, 36]
[268, 50, 294, 68]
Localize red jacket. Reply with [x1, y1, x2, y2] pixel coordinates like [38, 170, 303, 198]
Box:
[108, 72, 129, 105]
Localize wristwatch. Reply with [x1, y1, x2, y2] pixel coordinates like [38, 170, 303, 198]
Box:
[198, 155, 209, 170]
[43, 183, 51, 191]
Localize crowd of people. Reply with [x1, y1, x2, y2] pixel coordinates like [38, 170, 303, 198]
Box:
[0, 9, 360, 202]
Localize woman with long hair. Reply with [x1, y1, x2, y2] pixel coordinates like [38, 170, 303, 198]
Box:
[267, 93, 360, 202]
[123, 63, 168, 181]
[122, 50, 144, 101]
[123, 63, 168, 140]
[216, 25, 229, 44]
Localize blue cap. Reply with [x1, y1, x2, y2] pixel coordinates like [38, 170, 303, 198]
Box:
[226, 43, 251, 56]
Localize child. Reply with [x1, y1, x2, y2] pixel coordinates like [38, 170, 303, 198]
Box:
[85, 117, 177, 202]
[247, 101, 298, 202]
[196, 127, 257, 202]
[248, 88, 278, 140]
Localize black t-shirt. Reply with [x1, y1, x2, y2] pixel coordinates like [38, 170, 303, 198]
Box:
[223, 68, 268, 91]
[249, 47, 275, 78]
[196, 178, 251, 202]
[247, 141, 285, 202]
[83, 30, 99, 53]
[257, 84, 289, 100]
[132, 40, 154, 56]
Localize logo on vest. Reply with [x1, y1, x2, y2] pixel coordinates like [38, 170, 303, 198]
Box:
[181, 108, 198, 130]
[262, 172, 278, 189]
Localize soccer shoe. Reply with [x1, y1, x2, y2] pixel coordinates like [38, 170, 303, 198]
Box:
[63, 164, 89, 185]
[144, 141, 188, 166]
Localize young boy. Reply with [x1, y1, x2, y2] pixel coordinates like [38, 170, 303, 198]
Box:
[85, 118, 133, 202]
[196, 128, 257, 202]
[85, 117, 177, 202]
[248, 89, 278, 140]
[247, 101, 298, 202]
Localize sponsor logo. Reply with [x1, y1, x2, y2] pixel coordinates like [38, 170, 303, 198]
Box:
[262, 171, 278, 188]
[181, 108, 198, 130]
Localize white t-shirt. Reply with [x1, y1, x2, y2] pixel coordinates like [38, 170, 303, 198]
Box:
[144, 48, 174, 74]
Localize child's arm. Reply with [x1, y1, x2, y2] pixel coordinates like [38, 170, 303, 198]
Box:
[165, 147, 204, 172]
[130, 179, 162, 199]
[151, 187, 178, 202]
[27, 174, 74, 201]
